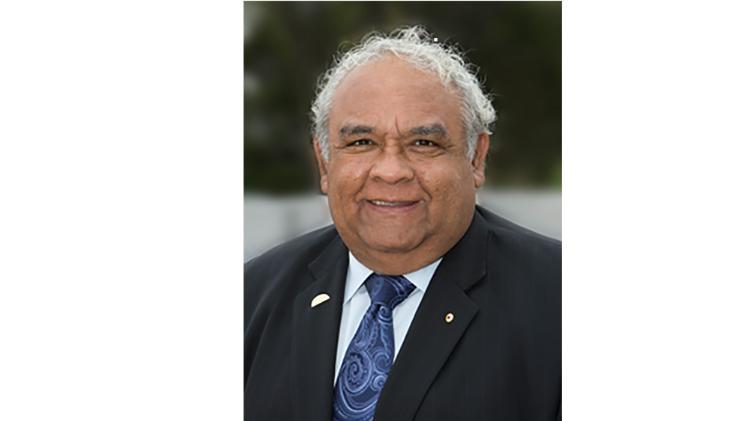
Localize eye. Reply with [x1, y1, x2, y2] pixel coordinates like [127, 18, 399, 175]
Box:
[348, 138, 374, 147]
[414, 139, 437, 147]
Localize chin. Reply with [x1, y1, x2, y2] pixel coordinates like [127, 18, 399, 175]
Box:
[362, 234, 423, 254]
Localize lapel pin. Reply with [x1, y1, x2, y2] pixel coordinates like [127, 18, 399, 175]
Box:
[311, 293, 331, 308]
[444, 312, 454, 323]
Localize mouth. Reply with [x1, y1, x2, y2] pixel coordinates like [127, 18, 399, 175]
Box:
[365, 199, 420, 211]
[368, 199, 417, 206]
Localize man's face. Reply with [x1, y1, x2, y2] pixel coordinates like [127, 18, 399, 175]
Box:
[315, 55, 489, 272]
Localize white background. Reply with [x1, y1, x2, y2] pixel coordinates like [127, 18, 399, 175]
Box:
[1, 1, 749, 419]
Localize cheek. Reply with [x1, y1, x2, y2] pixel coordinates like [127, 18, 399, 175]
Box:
[420, 165, 473, 196]
[328, 161, 369, 199]
[419, 168, 476, 220]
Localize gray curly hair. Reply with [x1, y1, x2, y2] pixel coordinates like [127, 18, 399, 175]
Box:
[310, 26, 496, 161]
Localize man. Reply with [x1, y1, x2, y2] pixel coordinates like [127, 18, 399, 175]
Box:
[245, 26, 560, 421]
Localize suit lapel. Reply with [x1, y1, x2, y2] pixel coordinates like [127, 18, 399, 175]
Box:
[291, 235, 348, 421]
[375, 211, 489, 421]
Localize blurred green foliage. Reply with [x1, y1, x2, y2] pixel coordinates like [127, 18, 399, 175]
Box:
[245, 2, 560, 193]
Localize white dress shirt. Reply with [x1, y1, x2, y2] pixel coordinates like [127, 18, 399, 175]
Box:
[333, 252, 442, 383]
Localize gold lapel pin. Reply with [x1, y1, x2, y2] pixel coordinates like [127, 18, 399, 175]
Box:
[311, 293, 331, 308]
[445, 312, 454, 323]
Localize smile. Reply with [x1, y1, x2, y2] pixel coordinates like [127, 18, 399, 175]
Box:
[368, 200, 417, 207]
[365, 199, 421, 213]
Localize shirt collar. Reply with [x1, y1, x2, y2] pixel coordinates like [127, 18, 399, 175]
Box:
[343, 252, 442, 304]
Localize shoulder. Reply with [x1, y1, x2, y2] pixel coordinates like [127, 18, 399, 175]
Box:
[245, 224, 338, 290]
[244, 224, 339, 274]
[244, 225, 340, 320]
[476, 205, 560, 281]
[478, 205, 560, 257]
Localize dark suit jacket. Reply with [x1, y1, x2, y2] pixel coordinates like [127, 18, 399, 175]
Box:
[245, 206, 561, 421]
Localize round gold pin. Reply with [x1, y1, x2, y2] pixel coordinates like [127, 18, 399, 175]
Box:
[444, 312, 454, 323]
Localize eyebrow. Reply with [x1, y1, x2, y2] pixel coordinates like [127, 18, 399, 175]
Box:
[339, 125, 374, 138]
[408, 124, 447, 138]
[337, 123, 448, 139]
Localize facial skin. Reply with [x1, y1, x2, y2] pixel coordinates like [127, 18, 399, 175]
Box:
[313, 55, 490, 275]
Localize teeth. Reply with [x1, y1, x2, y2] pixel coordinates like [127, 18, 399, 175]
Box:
[371, 200, 410, 207]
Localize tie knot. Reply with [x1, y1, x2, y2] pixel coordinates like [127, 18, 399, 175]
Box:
[365, 274, 415, 310]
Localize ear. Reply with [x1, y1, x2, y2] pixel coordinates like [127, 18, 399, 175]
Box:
[312, 138, 329, 194]
[470, 133, 490, 188]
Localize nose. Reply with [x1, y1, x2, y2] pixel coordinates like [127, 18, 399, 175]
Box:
[369, 144, 415, 184]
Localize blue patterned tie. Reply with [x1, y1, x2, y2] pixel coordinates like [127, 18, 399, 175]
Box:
[333, 274, 416, 421]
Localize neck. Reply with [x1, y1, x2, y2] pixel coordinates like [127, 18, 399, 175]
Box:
[350, 249, 441, 276]
[346, 225, 468, 275]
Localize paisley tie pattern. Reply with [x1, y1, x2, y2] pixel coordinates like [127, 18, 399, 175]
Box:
[333, 274, 415, 421]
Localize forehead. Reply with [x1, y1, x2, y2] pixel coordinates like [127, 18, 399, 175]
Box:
[329, 55, 462, 131]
